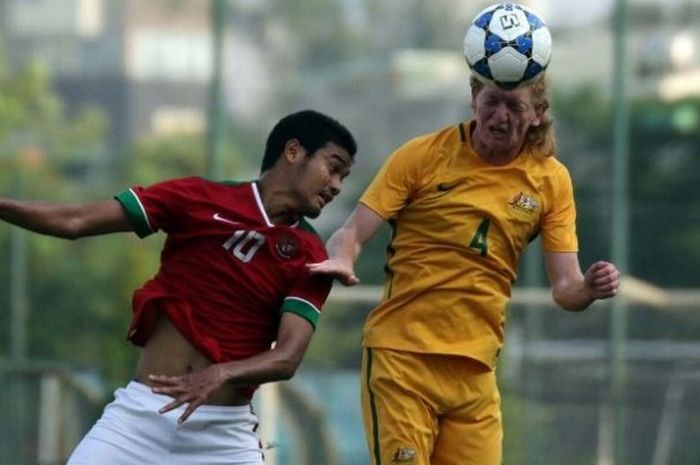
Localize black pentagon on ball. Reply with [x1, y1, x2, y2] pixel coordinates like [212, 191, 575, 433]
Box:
[484, 31, 535, 59]
[474, 10, 495, 29]
[522, 61, 544, 81]
[514, 33, 533, 55]
[484, 32, 506, 56]
[472, 59, 494, 80]
[525, 11, 545, 30]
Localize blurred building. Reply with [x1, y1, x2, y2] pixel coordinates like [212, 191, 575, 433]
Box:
[543, 0, 700, 103]
[0, 0, 212, 160]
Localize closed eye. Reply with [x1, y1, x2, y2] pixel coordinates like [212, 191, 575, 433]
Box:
[328, 156, 351, 179]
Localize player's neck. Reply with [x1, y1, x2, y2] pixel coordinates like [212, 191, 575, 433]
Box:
[268, 211, 300, 226]
[255, 178, 300, 226]
[476, 148, 521, 166]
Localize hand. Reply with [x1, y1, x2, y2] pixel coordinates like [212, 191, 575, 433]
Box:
[149, 365, 226, 424]
[307, 259, 359, 286]
[583, 261, 620, 300]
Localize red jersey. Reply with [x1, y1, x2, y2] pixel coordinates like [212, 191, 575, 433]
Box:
[115, 177, 331, 390]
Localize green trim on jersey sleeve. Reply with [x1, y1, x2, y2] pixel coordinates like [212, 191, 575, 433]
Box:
[281, 297, 320, 329]
[218, 179, 246, 186]
[114, 189, 154, 238]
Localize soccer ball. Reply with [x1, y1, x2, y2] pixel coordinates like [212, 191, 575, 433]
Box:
[463, 2, 552, 89]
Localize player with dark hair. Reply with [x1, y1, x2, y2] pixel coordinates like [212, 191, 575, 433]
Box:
[0, 109, 357, 465]
[309, 73, 619, 465]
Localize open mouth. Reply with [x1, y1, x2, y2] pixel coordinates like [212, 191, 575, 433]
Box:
[489, 125, 508, 137]
[318, 194, 331, 208]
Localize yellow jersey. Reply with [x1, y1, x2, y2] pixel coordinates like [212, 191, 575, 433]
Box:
[360, 121, 578, 368]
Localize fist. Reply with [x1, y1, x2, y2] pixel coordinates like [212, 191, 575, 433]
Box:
[584, 261, 619, 300]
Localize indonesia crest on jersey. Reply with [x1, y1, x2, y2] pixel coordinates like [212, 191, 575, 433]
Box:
[115, 177, 332, 394]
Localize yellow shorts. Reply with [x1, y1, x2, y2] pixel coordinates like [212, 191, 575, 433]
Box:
[361, 348, 502, 465]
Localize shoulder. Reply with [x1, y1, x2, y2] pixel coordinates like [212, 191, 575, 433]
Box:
[160, 176, 207, 186]
[545, 157, 573, 184]
[400, 124, 463, 154]
[297, 218, 320, 236]
[527, 154, 572, 181]
[297, 218, 324, 248]
[193, 178, 255, 198]
[218, 179, 251, 188]
[526, 157, 575, 207]
[388, 124, 465, 173]
[295, 219, 328, 258]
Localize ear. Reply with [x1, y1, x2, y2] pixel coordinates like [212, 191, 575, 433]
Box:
[283, 139, 306, 164]
[530, 110, 543, 127]
[470, 88, 478, 110]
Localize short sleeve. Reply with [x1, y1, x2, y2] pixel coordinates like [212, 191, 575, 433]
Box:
[279, 230, 332, 329]
[281, 273, 332, 329]
[360, 136, 428, 219]
[541, 165, 579, 252]
[115, 177, 202, 238]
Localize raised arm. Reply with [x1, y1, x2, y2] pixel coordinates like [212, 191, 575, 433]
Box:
[0, 198, 133, 239]
[308, 203, 385, 285]
[544, 252, 620, 311]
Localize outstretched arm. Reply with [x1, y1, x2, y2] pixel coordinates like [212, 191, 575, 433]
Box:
[307, 203, 385, 286]
[0, 198, 132, 239]
[544, 252, 620, 311]
[149, 312, 315, 423]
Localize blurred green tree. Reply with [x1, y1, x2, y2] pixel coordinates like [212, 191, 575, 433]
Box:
[0, 55, 243, 388]
[0, 58, 113, 372]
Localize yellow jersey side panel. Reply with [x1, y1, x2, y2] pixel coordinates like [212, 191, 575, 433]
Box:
[360, 122, 578, 367]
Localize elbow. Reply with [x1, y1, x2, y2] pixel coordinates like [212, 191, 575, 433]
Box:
[278, 368, 296, 381]
[61, 216, 90, 240]
[57, 226, 83, 240]
[554, 298, 587, 312]
[62, 228, 83, 241]
[552, 288, 593, 312]
[276, 351, 305, 380]
[276, 359, 300, 380]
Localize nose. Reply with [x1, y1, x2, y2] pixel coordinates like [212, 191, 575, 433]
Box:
[329, 175, 342, 196]
[492, 102, 509, 121]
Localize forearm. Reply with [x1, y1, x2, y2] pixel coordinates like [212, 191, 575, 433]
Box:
[546, 254, 620, 311]
[0, 198, 85, 239]
[326, 225, 363, 267]
[0, 198, 131, 239]
[218, 345, 303, 386]
[328, 203, 384, 263]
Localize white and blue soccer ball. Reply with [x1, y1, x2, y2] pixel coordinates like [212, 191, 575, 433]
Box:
[463, 2, 552, 89]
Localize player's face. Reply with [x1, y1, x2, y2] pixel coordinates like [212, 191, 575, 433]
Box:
[471, 84, 542, 160]
[294, 142, 352, 218]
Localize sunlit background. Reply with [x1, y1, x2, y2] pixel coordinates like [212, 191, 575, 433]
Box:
[0, 1, 699, 464]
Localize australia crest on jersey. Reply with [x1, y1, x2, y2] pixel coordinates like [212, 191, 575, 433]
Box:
[275, 233, 300, 259]
[509, 191, 539, 218]
[391, 447, 417, 464]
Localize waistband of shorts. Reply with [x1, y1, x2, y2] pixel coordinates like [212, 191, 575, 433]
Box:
[125, 380, 254, 415]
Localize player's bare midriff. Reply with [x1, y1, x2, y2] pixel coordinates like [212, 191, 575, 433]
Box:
[134, 312, 250, 406]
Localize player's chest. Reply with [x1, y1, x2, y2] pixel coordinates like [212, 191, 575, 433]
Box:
[417, 167, 541, 217]
[403, 169, 544, 246]
[172, 206, 310, 269]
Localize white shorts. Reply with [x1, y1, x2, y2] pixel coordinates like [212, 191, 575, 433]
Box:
[67, 381, 264, 465]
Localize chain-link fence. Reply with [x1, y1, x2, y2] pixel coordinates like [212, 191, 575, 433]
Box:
[0, 363, 103, 465]
[266, 284, 700, 465]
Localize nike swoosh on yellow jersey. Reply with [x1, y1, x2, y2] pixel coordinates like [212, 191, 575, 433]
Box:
[436, 182, 458, 192]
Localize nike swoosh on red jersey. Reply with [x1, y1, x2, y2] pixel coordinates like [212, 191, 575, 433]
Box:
[213, 213, 241, 225]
